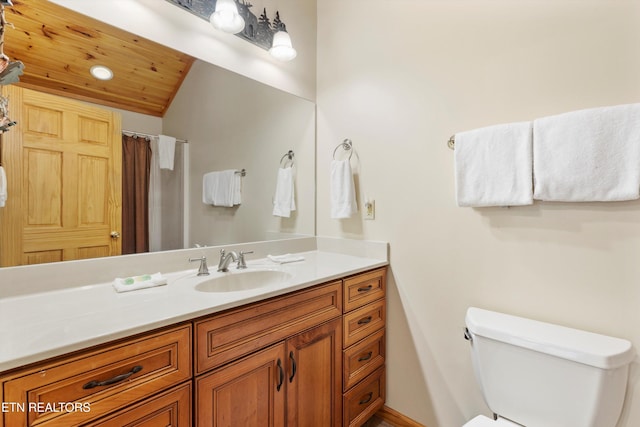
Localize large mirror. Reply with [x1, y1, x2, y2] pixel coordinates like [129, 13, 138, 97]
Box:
[0, 0, 315, 267]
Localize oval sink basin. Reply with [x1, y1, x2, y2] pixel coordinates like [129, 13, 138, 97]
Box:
[195, 270, 292, 293]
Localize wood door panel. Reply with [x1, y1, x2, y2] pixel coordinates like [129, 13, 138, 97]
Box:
[0, 86, 122, 266]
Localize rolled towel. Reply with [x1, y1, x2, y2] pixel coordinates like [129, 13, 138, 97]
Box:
[267, 254, 305, 264]
[113, 272, 167, 293]
[455, 121, 533, 207]
[533, 103, 640, 202]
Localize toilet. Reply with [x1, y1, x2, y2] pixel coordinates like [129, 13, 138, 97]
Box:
[463, 307, 636, 427]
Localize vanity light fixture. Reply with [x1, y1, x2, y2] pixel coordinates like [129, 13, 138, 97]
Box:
[210, 0, 245, 34]
[90, 65, 113, 81]
[269, 26, 297, 62]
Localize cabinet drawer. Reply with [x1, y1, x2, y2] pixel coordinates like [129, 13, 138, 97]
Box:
[81, 382, 191, 427]
[343, 300, 385, 348]
[1, 325, 191, 427]
[343, 329, 385, 392]
[343, 366, 385, 427]
[343, 268, 386, 313]
[195, 281, 342, 374]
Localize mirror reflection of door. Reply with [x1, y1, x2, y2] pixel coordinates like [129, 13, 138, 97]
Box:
[0, 86, 122, 267]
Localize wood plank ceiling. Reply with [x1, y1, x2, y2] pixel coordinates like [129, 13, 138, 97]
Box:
[4, 0, 196, 117]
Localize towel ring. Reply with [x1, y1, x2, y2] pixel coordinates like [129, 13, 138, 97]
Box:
[333, 138, 353, 161]
[280, 150, 295, 168]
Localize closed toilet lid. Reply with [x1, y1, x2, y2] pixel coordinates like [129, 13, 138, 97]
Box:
[463, 415, 521, 427]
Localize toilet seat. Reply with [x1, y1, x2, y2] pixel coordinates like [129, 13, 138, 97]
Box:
[463, 415, 521, 427]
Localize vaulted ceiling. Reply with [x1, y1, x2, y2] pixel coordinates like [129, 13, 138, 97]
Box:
[4, 0, 196, 117]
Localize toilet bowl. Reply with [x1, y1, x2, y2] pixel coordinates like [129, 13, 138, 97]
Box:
[462, 307, 635, 427]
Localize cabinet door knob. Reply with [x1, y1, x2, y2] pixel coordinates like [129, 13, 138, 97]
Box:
[110, 231, 120, 239]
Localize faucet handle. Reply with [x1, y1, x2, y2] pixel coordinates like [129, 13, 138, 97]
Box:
[237, 250, 254, 269]
[189, 256, 209, 276]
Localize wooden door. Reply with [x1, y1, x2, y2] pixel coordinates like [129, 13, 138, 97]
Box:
[0, 86, 122, 266]
[286, 318, 343, 427]
[196, 342, 286, 427]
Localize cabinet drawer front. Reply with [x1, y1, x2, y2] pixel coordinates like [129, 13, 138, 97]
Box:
[343, 268, 386, 313]
[81, 382, 191, 427]
[343, 329, 385, 392]
[343, 300, 385, 348]
[343, 366, 385, 427]
[195, 281, 342, 374]
[1, 325, 191, 427]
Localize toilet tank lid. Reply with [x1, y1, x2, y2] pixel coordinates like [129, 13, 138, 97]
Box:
[466, 307, 635, 369]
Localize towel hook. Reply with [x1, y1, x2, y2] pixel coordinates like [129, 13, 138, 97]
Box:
[333, 138, 353, 161]
[279, 150, 295, 168]
[447, 135, 455, 150]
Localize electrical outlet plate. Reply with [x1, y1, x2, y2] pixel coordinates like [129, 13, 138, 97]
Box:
[364, 200, 375, 220]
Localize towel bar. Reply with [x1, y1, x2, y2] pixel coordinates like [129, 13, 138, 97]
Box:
[333, 138, 353, 160]
[279, 150, 295, 168]
[235, 169, 246, 176]
[448, 135, 455, 150]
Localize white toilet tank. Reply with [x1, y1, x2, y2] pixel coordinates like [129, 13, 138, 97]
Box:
[465, 307, 635, 427]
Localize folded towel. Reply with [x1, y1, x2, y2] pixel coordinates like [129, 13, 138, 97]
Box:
[267, 254, 305, 264]
[203, 170, 241, 207]
[455, 121, 533, 207]
[533, 104, 640, 202]
[113, 272, 167, 293]
[158, 135, 176, 170]
[0, 166, 6, 207]
[273, 167, 296, 217]
[330, 159, 357, 218]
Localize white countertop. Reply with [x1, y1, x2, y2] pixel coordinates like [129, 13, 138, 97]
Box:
[0, 250, 387, 372]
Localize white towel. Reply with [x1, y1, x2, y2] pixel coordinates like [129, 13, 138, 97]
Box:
[203, 170, 241, 207]
[273, 167, 296, 217]
[267, 254, 305, 264]
[455, 121, 533, 207]
[0, 166, 6, 207]
[158, 135, 176, 170]
[113, 272, 167, 293]
[533, 104, 640, 202]
[330, 159, 357, 218]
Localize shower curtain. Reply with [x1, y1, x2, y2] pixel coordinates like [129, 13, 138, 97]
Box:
[121, 134, 152, 254]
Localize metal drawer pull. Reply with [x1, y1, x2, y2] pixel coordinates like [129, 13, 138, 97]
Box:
[359, 392, 373, 405]
[357, 316, 373, 325]
[276, 358, 284, 391]
[358, 351, 373, 362]
[357, 284, 373, 292]
[82, 365, 143, 389]
[289, 351, 297, 383]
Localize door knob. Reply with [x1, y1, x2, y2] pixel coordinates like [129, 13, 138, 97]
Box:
[110, 231, 120, 239]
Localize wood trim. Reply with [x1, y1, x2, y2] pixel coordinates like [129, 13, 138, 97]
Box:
[376, 405, 426, 427]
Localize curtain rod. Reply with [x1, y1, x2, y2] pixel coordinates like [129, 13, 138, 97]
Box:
[122, 129, 188, 144]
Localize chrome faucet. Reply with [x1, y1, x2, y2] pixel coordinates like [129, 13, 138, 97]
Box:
[188, 256, 209, 276]
[217, 249, 239, 272]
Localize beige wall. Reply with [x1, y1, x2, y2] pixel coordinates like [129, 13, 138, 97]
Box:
[317, 1, 640, 426]
[163, 60, 316, 247]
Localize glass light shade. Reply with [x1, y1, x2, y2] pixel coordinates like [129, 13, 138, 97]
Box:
[210, 0, 245, 34]
[269, 31, 297, 61]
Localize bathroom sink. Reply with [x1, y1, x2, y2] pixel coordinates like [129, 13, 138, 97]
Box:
[194, 270, 292, 293]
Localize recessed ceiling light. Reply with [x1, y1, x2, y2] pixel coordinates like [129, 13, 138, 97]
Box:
[90, 65, 113, 81]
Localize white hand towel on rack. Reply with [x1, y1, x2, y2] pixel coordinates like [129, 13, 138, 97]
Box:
[203, 170, 241, 207]
[330, 159, 358, 218]
[273, 167, 296, 217]
[158, 135, 176, 170]
[533, 103, 640, 202]
[455, 121, 533, 207]
[0, 166, 6, 207]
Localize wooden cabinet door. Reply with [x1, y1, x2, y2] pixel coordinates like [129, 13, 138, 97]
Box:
[286, 318, 342, 427]
[196, 343, 286, 427]
[0, 86, 122, 266]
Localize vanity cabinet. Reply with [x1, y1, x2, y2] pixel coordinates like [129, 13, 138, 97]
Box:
[0, 324, 192, 427]
[194, 281, 343, 427]
[341, 268, 387, 427]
